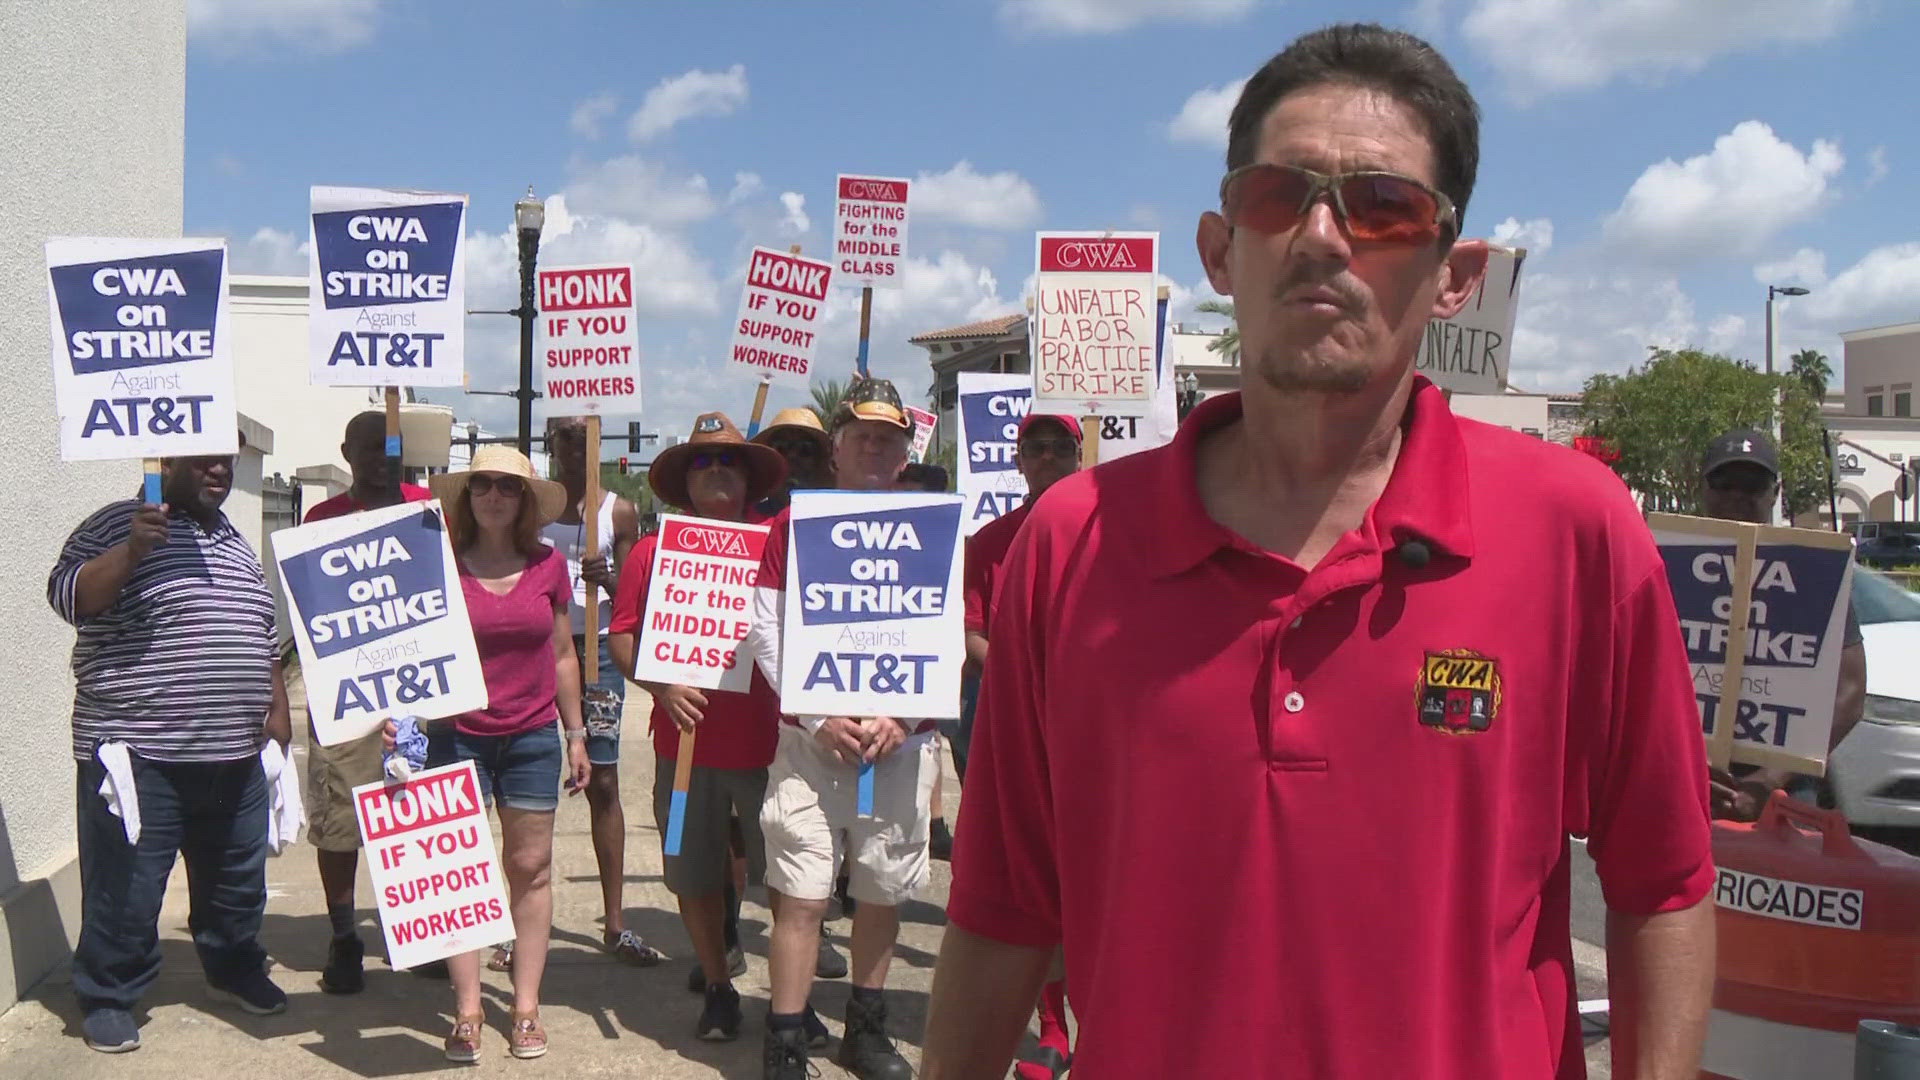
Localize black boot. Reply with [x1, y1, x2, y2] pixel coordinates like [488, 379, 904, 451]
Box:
[762, 1024, 812, 1080]
[319, 934, 364, 994]
[835, 992, 912, 1080]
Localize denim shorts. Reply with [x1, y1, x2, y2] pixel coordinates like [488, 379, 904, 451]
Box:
[426, 721, 563, 812]
[572, 634, 627, 767]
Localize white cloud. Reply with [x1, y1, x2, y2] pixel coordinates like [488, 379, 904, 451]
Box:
[1602, 121, 1843, 261]
[779, 192, 810, 235]
[1868, 146, 1890, 187]
[728, 172, 764, 204]
[569, 92, 619, 140]
[1754, 248, 1828, 288]
[913, 161, 1043, 231]
[1797, 243, 1920, 333]
[561, 156, 718, 227]
[228, 226, 309, 277]
[999, 0, 1256, 35]
[1705, 314, 1748, 357]
[1502, 268, 1706, 391]
[1168, 78, 1247, 149]
[1461, 0, 1857, 97]
[627, 64, 749, 142]
[1491, 216, 1553, 255]
[187, 0, 382, 55]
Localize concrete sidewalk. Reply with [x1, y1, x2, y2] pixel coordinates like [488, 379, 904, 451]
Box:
[0, 684, 1614, 1077]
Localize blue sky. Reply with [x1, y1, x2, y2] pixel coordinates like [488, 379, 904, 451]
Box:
[186, 0, 1918, 440]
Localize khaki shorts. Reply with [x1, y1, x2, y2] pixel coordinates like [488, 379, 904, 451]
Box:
[651, 760, 768, 897]
[306, 727, 385, 852]
[759, 725, 938, 907]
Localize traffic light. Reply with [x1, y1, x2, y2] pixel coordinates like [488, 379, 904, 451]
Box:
[617, 456, 629, 475]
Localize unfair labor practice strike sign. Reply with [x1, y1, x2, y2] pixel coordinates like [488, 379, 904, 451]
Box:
[832, 174, 910, 289]
[781, 491, 965, 718]
[728, 246, 832, 387]
[1649, 513, 1855, 774]
[46, 238, 238, 460]
[631, 515, 771, 693]
[309, 185, 468, 388]
[353, 761, 514, 970]
[274, 500, 487, 745]
[955, 372, 1031, 536]
[538, 263, 641, 416]
[1031, 231, 1158, 416]
[906, 406, 937, 464]
[1417, 243, 1524, 395]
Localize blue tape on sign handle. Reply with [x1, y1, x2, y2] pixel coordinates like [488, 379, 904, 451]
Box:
[143, 471, 162, 504]
[663, 789, 690, 856]
[857, 761, 875, 816]
[856, 336, 871, 377]
[385, 435, 402, 457]
[746, 416, 762, 438]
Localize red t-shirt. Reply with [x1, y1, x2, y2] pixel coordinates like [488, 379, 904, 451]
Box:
[963, 500, 1032, 634]
[948, 378, 1714, 1079]
[303, 483, 434, 523]
[451, 545, 569, 737]
[610, 532, 779, 770]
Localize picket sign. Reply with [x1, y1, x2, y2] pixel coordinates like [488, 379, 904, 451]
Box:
[309, 186, 468, 389]
[353, 761, 514, 970]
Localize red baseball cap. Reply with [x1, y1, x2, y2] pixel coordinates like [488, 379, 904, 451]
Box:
[1017, 414, 1081, 443]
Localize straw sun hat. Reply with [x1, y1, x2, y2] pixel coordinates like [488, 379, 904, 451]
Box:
[648, 412, 788, 512]
[429, 444, 569, 526]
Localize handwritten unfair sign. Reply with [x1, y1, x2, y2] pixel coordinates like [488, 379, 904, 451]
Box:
[780, 491, 965, 719]
[46, 238, 238, 461]
[1031, 231, 1158, 416]
[1649, 513, 1855, 774]
[309, 185, 468, 388]
[274, 500, 487, 745]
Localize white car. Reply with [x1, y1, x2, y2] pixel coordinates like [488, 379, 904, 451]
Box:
[1829, 566, 1920, 830]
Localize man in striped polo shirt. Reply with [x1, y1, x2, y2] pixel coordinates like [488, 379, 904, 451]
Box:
[47, 441, 292, 1054]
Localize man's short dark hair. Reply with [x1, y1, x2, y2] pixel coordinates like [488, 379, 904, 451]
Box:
[897, 463, 949, 492]
[1226, 22, 1480, 234]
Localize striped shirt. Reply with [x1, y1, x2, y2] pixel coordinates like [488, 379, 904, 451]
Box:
[48, 497, 277, 763]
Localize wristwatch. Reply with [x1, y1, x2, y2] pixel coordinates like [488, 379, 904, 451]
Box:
[562, 727, 588, 742]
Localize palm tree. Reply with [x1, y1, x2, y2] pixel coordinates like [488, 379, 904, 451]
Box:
[808, 377, 850, 425]
[1197, 299, 1239, 364]
[1789, 348, 1832, 401]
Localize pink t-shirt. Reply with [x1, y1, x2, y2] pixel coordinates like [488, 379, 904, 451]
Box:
[451, 545, 570, 737]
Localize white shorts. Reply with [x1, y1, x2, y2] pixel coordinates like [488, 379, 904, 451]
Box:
[759, 724, 938, 907]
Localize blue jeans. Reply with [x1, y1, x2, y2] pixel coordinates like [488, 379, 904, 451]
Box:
[572, 634, 627, 767]
[426, 722, 564, 812]
[73, 753, 269, 1012]
[946, 673, 980, 784]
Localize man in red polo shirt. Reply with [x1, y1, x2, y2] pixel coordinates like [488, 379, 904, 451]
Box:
[302, 410, 431, 994]
[924, 23, 1714, 1080]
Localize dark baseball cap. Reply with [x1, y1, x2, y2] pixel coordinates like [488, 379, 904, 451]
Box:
[1702, 428, 1779, 478]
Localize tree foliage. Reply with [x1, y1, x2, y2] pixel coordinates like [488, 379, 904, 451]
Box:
[1197, 299, 1240, 364]
[1580, 347, 1826, 518]
[809, 377, 851, 425]
[1789, 348, 1832, 401]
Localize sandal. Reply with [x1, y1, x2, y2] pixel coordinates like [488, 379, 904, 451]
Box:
[444, 1012, 483, 1064]
[487, 942, 514, 972]
[509, 1011, 547, 1059]
[605, 929, 667, 967]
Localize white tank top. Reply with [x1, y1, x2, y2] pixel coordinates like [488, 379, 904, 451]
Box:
[540, 490, 617, 634]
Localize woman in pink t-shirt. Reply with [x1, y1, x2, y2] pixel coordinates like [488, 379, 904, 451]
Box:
[421, 445, 589, 1061]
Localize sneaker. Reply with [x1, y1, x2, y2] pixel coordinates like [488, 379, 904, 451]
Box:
[930, 817, 954, 862]
[761, 1024, 814, 1080]
[801, 1003, 831, 1049]
[687, 944, 749, 993]
[815, 928, 848, 980]
[697, 982, 743, 1041]
[836, 994, 911, 1080]
[82, 1007, 140, 1053]
[208, 968, 288, 1016]
[319, 935, 365, 995]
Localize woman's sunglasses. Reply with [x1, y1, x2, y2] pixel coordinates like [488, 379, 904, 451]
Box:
[1219, 163, 1456, 244]
[690, 450, 743, 471]
[468, 473, 525, 498]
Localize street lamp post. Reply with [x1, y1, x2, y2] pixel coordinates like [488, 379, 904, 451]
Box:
[1765, 283, 1810, 376]
[513, 188, 545, 456]
[1764, 283, 1812, 525]
[1177, 371, 1200, 420]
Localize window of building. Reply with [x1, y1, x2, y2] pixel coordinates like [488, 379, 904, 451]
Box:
[1897, 392, 1912, 417]
[1869, 394, 1885, 417]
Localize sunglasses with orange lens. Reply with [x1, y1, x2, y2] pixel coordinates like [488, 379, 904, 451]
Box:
[1220, 163, 1456, 244]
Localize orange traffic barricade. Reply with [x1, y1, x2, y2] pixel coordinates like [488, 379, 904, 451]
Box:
[1700, 792, 1920, 1079]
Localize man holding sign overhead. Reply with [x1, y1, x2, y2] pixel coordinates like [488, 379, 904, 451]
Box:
[927, 23, 1715, 1080]
[608, 412, 786, 1043]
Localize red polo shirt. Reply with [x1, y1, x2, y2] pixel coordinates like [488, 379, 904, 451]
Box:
[948, 378, 1713, 1079]
[303, 482, 432, 523]
[963, 501, 1032, 634]
[609, 532, 779, 770]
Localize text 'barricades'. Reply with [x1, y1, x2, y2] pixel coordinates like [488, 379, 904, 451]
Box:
[780, 491, 965, 718]
[1031, 231, 1158, 415]
[955, 372, 1032, 536]
[46, 238, 239, 461]
[309, 186, 468, 388]
[274, 499, 487, 745]
[631, 514, 771, 692]
[727, 246, 832, 387]
[353, 761, 514, 971]
[832, 174, 911, 289]
[537, 263, 642, 416]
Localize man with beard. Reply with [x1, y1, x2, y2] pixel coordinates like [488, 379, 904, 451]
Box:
[49, 438, 293, 1052]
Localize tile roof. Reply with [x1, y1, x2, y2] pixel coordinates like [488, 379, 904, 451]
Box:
[909, 313, 1026, 344]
